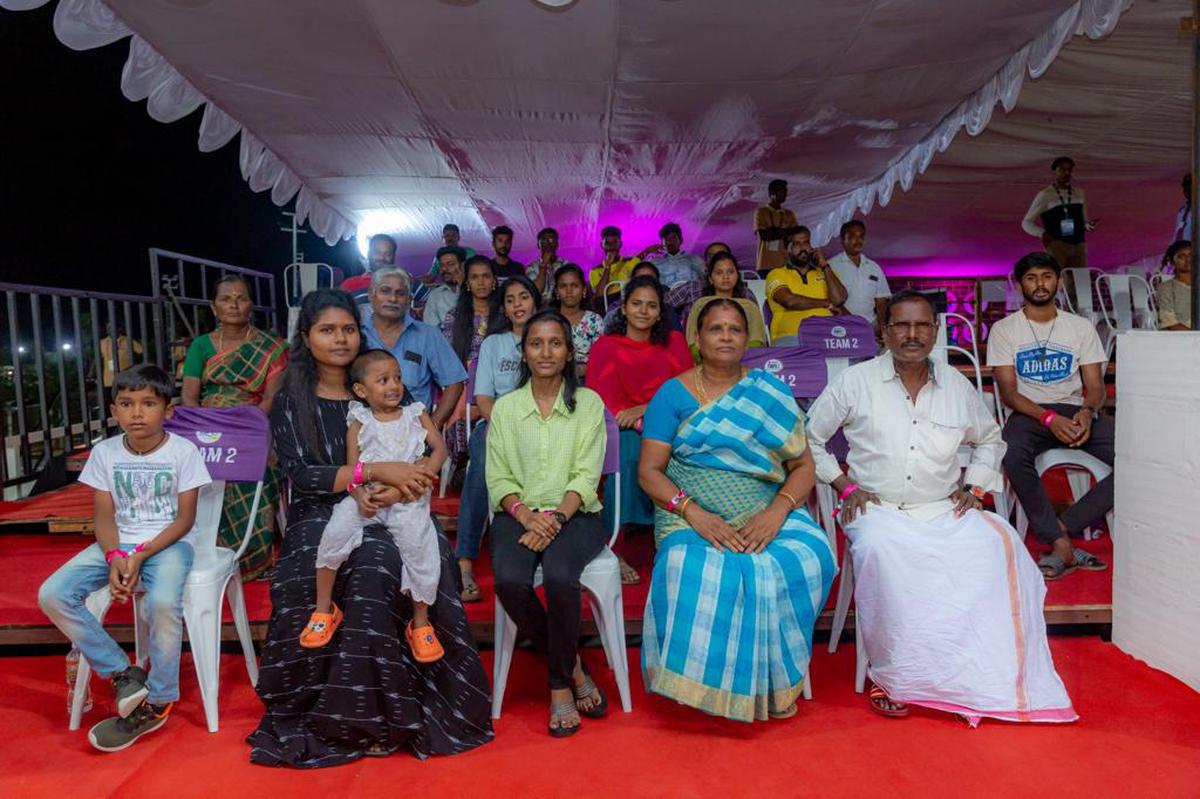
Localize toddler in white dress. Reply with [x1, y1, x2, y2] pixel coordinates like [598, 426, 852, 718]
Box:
[299, 350, 448, 662]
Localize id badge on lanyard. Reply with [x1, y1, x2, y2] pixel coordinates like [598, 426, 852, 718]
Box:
[1059, 207, 1076, 238]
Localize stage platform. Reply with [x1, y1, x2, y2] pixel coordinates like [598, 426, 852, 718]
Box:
[2, 638, 1197, 797]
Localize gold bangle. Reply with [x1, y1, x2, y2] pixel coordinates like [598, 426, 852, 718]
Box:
[777, 490, 800, 509]
[676, 496, 693, 517]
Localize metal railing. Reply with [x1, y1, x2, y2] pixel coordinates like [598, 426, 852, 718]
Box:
[2, 250, 279, 498]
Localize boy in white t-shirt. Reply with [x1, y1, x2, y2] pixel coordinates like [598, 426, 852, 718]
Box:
[987, 252, 1112, 581]
[38, 365, 210, 752]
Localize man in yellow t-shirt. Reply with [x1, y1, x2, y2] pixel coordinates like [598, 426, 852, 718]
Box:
[766, 226, 848, 342]
[754, 179, 798, 275]
[588, 225, 657, 307]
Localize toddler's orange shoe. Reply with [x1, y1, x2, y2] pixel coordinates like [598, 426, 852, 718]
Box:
[406, 621, 444, 663]
[299, 604, 343, 648]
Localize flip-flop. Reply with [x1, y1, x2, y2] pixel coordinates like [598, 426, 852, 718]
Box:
[868, 683, 909, 718]
[1038, 555, 1077, 581]
[571, 660, 609, 719]
[768, 702, 798, 719]
[1072, 547, 1108, 571]
[549, 701, 581, 738]
[363, 742, 398, 757]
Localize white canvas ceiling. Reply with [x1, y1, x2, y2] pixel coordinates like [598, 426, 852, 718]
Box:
[4, 0, 1192, 275]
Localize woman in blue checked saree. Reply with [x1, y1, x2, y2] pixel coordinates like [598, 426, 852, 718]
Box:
[637, 299, 836, 722]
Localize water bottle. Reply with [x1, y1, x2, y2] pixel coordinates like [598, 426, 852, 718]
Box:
[65, 646, 93, 715]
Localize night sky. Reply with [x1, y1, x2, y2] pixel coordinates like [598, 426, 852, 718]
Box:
[0, 4, 360, 302]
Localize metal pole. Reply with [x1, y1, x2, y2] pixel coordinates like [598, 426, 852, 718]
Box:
[1192, 0, 1200, 330]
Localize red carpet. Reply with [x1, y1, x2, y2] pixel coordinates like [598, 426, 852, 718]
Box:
[1, 638, 1196, 797]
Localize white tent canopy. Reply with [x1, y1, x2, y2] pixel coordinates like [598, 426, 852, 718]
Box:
[4, 0, 1190, 274]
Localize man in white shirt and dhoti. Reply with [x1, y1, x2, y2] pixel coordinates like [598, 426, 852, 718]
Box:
[806, 290, 1076, 725]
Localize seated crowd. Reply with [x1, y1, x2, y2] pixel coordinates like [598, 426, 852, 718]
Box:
[43, 170, 1184, 761]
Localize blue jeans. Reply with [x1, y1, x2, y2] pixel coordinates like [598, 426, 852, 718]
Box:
[455, 421, 489, 560]
[38, 540, 193, 704]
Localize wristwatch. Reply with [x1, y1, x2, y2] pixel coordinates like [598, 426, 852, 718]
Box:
[965, 484, 987, 500]
[552, 511, 568, 525]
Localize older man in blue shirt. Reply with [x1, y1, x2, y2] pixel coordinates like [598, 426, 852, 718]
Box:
[360, 267, 467, 428]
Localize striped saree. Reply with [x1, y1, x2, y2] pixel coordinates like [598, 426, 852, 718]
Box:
[642, 370, 836, 721]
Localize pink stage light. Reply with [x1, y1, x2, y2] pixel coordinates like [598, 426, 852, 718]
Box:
[883, 259, 1011, 279]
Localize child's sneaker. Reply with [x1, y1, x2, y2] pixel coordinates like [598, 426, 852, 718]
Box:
[298, 604, 343, 649]
[88, 700, 172, 752]
[406, 621, 444, 663]
[111, 666, 149, 718]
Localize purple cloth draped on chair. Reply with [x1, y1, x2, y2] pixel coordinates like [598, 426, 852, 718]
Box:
[165, 405, 271, 482]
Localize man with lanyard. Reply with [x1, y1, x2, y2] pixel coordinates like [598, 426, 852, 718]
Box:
[765, 225, 847, 343]
[649, 221, 705, 288]
[753, 179, 798, 276]
[360, 266, 467, 429]
[421, 246, 465, 328]
[987, 252, 1112, 581]
[807, 290, 1075, 725]
[588, 225, 656, 309]
[828, 219, 891, 337]
[1172, 173, 1192, 242]
[426, 223, 476, 281]
[527, 227, 574, 300]
[489, 225, 525, 279]
[1021, 156, 1098, 270]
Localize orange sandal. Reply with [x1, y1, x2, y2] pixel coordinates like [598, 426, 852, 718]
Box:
[299, 604, 343, 649]
[406, 621, 445, 663]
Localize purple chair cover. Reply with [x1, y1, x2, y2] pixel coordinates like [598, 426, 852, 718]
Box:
[794, 314, 876, 358]
[742, 347, 829, 398]
[164, 405, 271, 482]
[602, 409, 620, 476]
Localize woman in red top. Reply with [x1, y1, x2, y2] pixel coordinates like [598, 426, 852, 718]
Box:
[588, 275, 693, 581]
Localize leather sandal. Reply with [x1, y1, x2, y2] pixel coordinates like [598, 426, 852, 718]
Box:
[549, 701, 581, 738]
[868, 682, 909, 718]
[571, 659, 608, 719]
[460, 572, 482, 603]
[406, 621, 445, 663]
[298, 604, 343, 649]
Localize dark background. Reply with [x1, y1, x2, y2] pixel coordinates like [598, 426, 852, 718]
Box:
[0, 4, 359, 300]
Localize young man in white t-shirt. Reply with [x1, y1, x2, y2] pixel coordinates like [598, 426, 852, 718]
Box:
[987, 252, 1112, 580]
[38, 364, 210, 752]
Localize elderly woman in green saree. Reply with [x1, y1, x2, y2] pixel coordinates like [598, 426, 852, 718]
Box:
[637, 298, 836, 721]
[181, 274, 287, 579]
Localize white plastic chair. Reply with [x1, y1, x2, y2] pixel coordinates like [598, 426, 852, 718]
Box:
[491, 411, 632, 718]
[1013, 448, 1114, 542]
[602, 280, 626, 311]
[284, 262, 335, 339]
[1096, 273, 1156, 357]
[69, 480, 261, 732]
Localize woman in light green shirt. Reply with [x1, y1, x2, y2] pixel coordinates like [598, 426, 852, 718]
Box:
[486, 309, 610, 738]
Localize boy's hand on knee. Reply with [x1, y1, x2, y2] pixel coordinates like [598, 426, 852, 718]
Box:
[109, 559, 131, 602]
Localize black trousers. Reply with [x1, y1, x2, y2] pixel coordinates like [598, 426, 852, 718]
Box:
[1001, 403, 1114, 545]
[490, 511, 607, 689]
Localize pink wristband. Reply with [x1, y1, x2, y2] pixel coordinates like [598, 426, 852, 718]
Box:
[665, 488, 688, 513]
[838, 483, 859, 502]
[105, 549, 127, 564]
[1040, 410, 1057, 428]
[509, 501, 527, 517]
[353, 461, 365, 485]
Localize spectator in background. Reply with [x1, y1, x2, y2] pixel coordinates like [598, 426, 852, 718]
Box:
[455, 276, 543, 602]
[1173, 173, 1192, 242]
[828, 219, 891, 333]
[529, 227, 573, 300]
[181, 274, 287, 579]
[754, 179, 798, 276]
[1157, 240, 1193, 331]
[428, 223, 476, 280]
[489, 225, 525, 279]
[602, 261, 677, 331]
[589, 275, 693, 584]
[551, 264, 604, 381]
[664, 241, 733, 321]
[766, 226, 847, 343]
[650, 222, 705, 288]
[988, 252, 1111, 581]
[589, 225, 655, 308]
[672, 247, 759, 329]
[359, 267, 466, 427]
[1022, 156, 1097, 270]
[98, 326, 145, 400]
[423, 246, 465, 328]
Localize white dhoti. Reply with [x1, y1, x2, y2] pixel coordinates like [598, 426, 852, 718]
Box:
[845, 501, 1077, 725]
